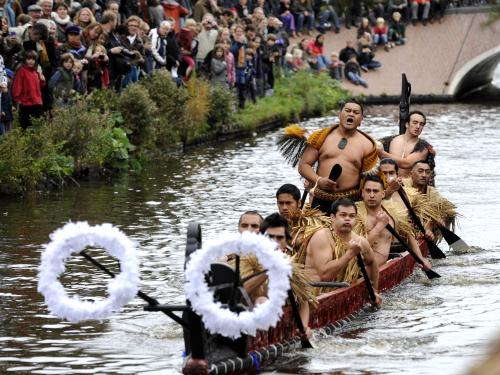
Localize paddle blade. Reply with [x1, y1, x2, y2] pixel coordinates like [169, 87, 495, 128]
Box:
[301, 335, 314, 349]
[426, 239, 446, 259]
[439, 226, 470, 253]
[329, 164, 342, 181]
[424, 269, 441, 279]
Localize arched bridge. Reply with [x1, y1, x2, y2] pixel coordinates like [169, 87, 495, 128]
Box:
[322, 8, 500, 101]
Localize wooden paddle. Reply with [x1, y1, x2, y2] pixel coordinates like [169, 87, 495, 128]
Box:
[79, 250, 188, 328]
[397, 187, 447, 259]
[287, 289, 314, 349]
[384, 224, 441, 279]
[309, 281, 350, 288]
[303, 164, 343, 209]
[399, 73, 411, 135]
[356, 254, 378, 307]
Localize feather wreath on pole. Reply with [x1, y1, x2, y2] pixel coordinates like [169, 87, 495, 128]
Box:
[276, 124, 309, 167]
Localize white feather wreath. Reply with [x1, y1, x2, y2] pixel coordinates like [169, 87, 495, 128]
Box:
[184, 231, 292, 339]
[37, 222, 140, 322]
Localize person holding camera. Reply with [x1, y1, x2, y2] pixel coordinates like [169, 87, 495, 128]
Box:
[102, 11, 128, 91]
[196, 13, 218, 72]
[122, 16, 145, 85]
[149, 20, 171, 69]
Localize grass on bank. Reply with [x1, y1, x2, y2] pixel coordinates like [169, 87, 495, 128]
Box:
[0, 71, 349, 194]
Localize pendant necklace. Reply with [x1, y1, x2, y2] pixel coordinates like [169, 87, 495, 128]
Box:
[402, 135, 408, 158]
[338, 137, 348, 150]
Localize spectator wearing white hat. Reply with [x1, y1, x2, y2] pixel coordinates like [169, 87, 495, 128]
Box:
[28, 4, 43, 24]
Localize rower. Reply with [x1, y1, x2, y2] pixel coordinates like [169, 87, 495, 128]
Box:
[238, 213, 313, 334]
[238, 210, 264, 234]
[304, 198, 381, 305]
[380, 158, 403, 203]
[380, 158, 439, 241]
[261, 213, 292, 254]
[378, 110, 436, 178]
[276, 184, 301, 220]
[404, 160, 458, 240]
[236, 213, 291, 304]
[297, 99, 380, 214]
[223, 211, 264, 262]
[355, 175, 432, 270]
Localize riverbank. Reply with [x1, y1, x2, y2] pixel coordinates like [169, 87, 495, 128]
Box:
[0, 71, 349, 195]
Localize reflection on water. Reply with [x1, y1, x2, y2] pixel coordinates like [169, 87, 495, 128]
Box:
[1, 104, 499, 374]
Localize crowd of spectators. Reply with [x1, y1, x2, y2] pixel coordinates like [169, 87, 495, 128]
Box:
[0, 0, 493, 134]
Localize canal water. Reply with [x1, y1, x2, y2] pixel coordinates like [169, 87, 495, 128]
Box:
[1, 104, 499, 374]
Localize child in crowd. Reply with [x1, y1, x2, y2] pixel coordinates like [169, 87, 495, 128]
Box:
[72, 59, 85, 94]
[263, 33, 279, 95]
[237, 48, 256, 109]
[49, 53, 80, 107]
[344, 54, 368, 88]
[210, 44, 228, 88]
[389, 12, 406, 46]
[220, 37, 235, 89]
[328, 52, 343, 80]
[0, 57, 12, 135]
[291, 48, 306, 71]
[142, 36, 154, 75]
[0, 75, 13, 136]
[373, 17, 390, 51]
[357, 32, 381, 71]
[284, 53, 295, 76]
[12, 50, 45, 129]
[87, 44, 109, 91]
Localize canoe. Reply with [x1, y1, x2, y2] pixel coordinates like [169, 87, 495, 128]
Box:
[179, 222, 427, 375]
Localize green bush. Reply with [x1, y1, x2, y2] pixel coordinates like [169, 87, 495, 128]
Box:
[236, 72, 349, 129]
[140, 71, 186, 149]
[40, 101, 116, 172]
[86, 88, 119, 114]
[0, 128, 74, 194]
[207, 84, 237, 132]
[118, 83, 158, 154]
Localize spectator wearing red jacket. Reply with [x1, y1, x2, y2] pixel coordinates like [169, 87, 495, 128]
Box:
[12, 50, 45, 129]
[373, 17, 390, 51]
[306, 33, 329, 71]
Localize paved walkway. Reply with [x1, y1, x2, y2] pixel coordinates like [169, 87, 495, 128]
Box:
[290, 11, 499, 96]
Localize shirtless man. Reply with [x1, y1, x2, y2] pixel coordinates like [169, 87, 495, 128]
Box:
[408, 160, 433, 194]
[380, 158, 404, 204]
[357, 175, 432, 269]
[305, 198, 381, 305]
[406, 160, 457, 236]
[298, 99, 380, 215]
[276, 184, 301, 220]
[378, 111, 435, 177]
[381, 158, 439, 241]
